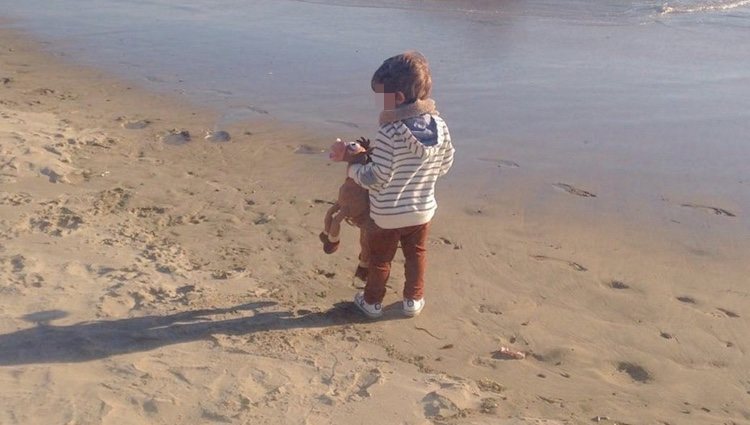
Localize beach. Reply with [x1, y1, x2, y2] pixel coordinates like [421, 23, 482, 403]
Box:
[1, 2, 750, 423]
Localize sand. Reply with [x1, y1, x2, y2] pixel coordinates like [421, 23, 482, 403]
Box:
[1, 28, 749, 425]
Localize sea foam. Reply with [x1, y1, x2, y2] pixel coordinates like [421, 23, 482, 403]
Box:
[660, 0, 750, 14]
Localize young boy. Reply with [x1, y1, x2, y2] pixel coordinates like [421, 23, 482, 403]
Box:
[347, 51, 454, 318]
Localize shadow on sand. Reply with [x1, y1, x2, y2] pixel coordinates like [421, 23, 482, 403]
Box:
[0, 300, 407, 366]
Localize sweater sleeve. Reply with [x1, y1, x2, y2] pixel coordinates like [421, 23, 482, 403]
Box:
[348, 127, 395, 192]
[439, 125, 454, 177]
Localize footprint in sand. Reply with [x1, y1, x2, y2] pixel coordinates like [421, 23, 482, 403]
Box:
[91, 188, 132, 216]
[616, 361, 652, 383]
[553, 183, 597, 198]
[430, 236, 461, 250]
[170, 213, 208, 225]
[161, 129, 191, 145]
[40, 167, 68, 183]
[129, 206, 167, 220]
[0, 192, 32, 206]
[1, 254, 45, 288]
[29, 204, 84, 236]
[675, 296, 739, 319]
[422, 391, 461, 420]
[660, 331, 675, 340]
[529, 348, 569, 365]
[716, 308, 740, 318]
[477, 378, 505, 394]
[347, 368, 383, 401]
[680, 203, 736, 217]
[676, 295, 697, 304]
[608, 280, 630, 290]
[477, 304, 503, 315]
[531, 254, 588, 272]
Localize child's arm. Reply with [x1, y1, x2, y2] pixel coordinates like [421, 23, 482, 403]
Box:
[439, 126, 454, 177]
[347, 128, 394, 191]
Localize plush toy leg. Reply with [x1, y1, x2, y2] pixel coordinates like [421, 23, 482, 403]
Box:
[322, 203, 340, 235]
[321, 209, 346, 254]
[320, 204, 341, 254]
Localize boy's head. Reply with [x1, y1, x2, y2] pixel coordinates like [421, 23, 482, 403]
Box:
[371, 51, 432, 105]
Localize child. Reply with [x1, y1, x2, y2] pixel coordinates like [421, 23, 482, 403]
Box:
[347, 51, 454, 318]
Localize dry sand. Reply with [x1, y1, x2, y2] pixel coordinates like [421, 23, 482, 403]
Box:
[1, 28, 749, 425]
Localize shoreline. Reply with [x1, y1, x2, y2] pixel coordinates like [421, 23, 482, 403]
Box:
[2, 26, 749, 425]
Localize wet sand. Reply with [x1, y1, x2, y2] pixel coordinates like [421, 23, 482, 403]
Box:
[1, 27, 749, 425]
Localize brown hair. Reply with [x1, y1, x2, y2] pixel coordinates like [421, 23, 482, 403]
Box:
[371, 51, 432, 103]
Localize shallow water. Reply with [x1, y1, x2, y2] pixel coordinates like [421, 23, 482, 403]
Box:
[1, 0, 749, 221]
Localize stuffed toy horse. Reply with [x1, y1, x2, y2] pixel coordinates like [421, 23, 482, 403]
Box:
[320, 137, 371, 280]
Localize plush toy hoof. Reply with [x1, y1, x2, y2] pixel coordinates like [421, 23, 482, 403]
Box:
[319, 232, 340, 254]
[354, 265, 368, 281]
[323, 241, 340, 254]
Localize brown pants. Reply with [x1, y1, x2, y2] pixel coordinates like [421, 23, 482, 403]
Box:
[358, 226, 370, 266]
[364, 220, 430, 304]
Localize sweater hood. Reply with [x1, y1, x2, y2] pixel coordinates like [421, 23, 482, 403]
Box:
[393, 114, 446, 160]
[403, 114, 438, 146]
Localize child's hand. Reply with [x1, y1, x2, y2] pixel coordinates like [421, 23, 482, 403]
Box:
[347, 162, 363, 180]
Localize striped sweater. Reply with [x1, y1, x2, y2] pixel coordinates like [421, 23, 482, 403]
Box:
[348, 113, 454, 229]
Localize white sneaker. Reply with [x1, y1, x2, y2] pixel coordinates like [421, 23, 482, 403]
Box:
[403, 298, 425, 317]
[354, 291, 382, 319]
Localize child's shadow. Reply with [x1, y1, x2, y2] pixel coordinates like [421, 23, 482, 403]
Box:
[0, 300, 408, 366]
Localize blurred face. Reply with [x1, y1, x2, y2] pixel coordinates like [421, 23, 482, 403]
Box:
[382, 92, 399, 110]
[372, 83, 405, 110]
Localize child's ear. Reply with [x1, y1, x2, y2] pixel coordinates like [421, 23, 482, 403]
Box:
[395, 91, 406, 106]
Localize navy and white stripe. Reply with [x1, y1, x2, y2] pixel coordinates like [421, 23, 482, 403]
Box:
[349, 114, 454, 229]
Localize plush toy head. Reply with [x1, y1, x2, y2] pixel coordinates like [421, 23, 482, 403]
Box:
[329, 137, 371, 164]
